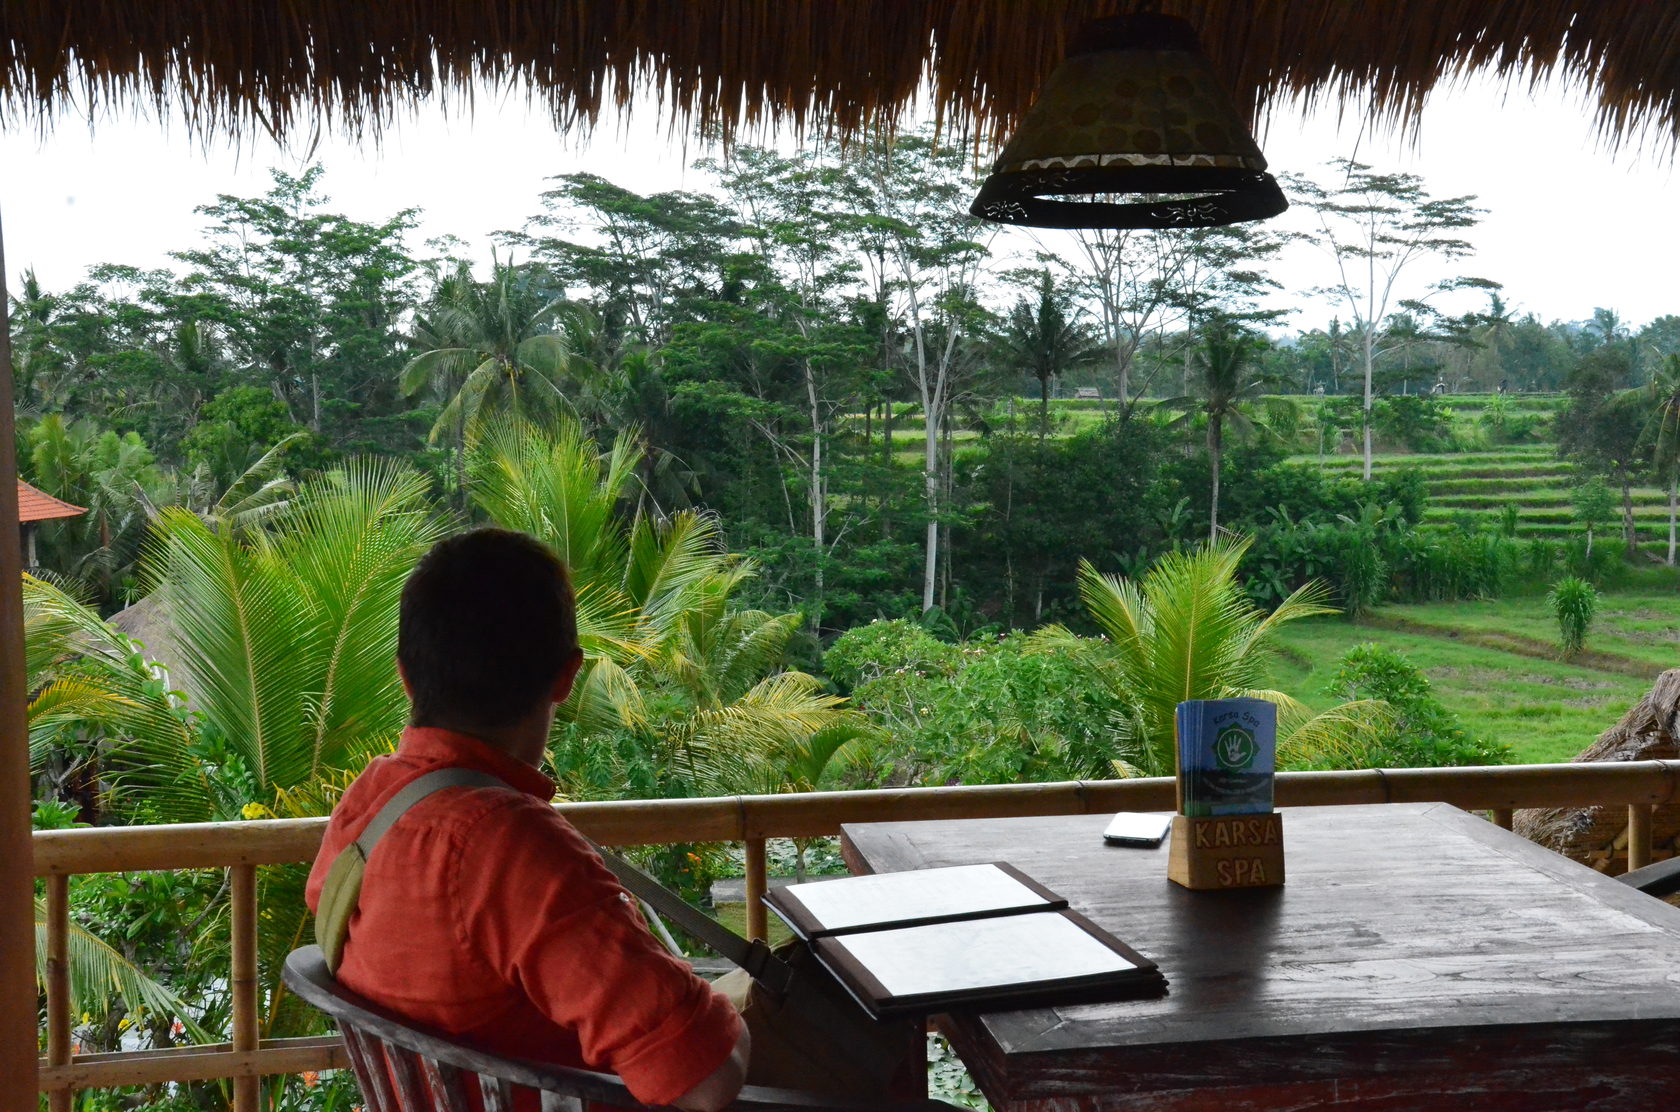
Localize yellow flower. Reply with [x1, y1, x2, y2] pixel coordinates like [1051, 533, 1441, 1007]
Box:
[117, 1017, 131, 1031]
[241, 802, 275, 821]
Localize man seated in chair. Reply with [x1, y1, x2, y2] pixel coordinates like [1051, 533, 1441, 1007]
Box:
[306, 528, 749, 1111]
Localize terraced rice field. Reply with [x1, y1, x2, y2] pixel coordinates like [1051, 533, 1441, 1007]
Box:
[1294, 407, 1676, 552]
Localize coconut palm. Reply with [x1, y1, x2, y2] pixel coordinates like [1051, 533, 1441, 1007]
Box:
[25, 575, 198, 815]
[1040, 537, 1387, 777]
[998, 270, 1106, 437]
[469, 418, 870, 801]
[401, 258, 585, 502]
[1159, 319, 1277, 540]
[110, 460, 448, 1036]
[25, 576, 209, 1040]
[122, 459, 447, 816]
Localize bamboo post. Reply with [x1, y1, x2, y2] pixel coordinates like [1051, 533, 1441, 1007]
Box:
[1491, 808, 1514, 830]
[46, 874, 71, 1112]
[231, 865, 259, 1112]
[1629, 803, 1653, 872]
[0, 204, 43, 1112]
[744, 838, 768, 943]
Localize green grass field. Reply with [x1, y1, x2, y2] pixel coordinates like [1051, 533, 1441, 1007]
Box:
[1268, 589, 1680, 766]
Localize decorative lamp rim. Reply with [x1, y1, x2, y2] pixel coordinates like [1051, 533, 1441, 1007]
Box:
[970, 167, 1288, 231]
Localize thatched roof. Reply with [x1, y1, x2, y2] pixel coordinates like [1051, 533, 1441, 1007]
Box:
[1516, 669, 1680, 886]
[107, 592, 196, 704]
[3, 2, 1678, 151]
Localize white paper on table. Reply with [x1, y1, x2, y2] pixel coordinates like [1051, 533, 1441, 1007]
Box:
[782, 863, 1053, 933]
[830, 911, 1138, 999]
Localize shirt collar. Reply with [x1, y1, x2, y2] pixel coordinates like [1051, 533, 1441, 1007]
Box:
[396, 726, 558, 802]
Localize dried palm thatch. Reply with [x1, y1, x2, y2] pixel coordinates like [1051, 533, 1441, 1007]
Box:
[1516, 669, 1680, 887]
[2, 2, 1678, 152]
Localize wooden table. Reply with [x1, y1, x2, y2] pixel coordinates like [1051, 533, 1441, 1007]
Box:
[840, 803, 1680, 1111]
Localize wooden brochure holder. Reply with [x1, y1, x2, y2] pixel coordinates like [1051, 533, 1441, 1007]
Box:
[1168, 812, 1285, 891]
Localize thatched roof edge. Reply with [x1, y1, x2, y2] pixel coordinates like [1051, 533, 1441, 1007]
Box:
[3, 2, 1678, 152]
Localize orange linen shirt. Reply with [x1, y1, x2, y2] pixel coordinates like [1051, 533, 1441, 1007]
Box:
[305, 727, 743, 1108]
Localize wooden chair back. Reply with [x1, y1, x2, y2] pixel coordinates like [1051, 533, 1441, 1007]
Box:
[283, 946, 959, 1112]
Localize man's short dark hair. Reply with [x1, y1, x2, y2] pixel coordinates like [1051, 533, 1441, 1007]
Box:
[398, 528, 578, 729]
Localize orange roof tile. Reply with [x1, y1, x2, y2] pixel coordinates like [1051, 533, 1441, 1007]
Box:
[17, 479, 85, 523]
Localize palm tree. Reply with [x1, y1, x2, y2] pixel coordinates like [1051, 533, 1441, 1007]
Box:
[401, 258, 584, 502]
[1040, 538, 1387, 778]
[25, 415, 170, 602]
[469, 418, 869, 803]
[1477, 291, 1516, 389]
[25, 576, 210, 1040]
[1159, 319, 1274, 540]
[9, 268, 75, 410]
[997, 271, 1105, 437]
[120, 460, 448, 1035]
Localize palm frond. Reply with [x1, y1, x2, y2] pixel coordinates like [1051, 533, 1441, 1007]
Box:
[35, 900, 213, 1043]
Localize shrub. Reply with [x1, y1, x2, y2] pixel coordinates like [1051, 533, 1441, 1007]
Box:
[1525, 536, 1560, 581]
[1548, 576, 1598, 656]
[1326, 644, 1509, 767]
[824, 618, 956, 692]
[842, 632, 1126, 786]
[1499, 502, 1520, 538]
[1386, 529, 1521, 602]
[1372, 394, 1453, 452]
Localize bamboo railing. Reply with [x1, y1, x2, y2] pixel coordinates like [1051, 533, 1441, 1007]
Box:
[32, 760, 1680, 1109]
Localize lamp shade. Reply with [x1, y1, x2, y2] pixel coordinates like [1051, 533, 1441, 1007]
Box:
[970, 14, 1287, 230]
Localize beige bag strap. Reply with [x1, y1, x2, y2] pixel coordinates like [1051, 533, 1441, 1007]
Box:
[315, 767, 507, 972]
[593, 844, 793, 994]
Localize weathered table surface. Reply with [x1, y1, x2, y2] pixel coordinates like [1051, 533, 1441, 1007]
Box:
[840, 803, 1680, 1111]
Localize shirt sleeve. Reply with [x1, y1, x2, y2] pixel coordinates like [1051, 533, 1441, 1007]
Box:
[453, 801, 744, 1107]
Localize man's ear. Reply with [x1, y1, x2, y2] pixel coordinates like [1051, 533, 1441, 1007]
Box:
[551, 648, 585, 705]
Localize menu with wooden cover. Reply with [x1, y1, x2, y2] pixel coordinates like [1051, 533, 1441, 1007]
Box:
[764, 862, 1166, 1019]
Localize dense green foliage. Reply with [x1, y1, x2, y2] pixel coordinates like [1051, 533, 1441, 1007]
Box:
[1324, 644, 1508, 767]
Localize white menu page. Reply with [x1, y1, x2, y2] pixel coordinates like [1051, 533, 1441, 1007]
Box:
[783, 863, 1052, 932]
[832, 911, 1137, 998]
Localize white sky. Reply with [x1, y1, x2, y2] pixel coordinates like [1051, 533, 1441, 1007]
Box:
[2, 71, 1676, 334]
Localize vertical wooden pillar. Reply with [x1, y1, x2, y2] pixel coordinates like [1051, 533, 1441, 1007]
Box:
[46, 874, 72, 1112]
[744, 838, 768, 942]
[1628, 803, 1653, 872]
[231, 864, 260, 1112]
[0, 208, 43, 1109]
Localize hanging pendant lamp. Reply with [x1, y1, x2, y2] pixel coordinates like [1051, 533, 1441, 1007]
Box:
[970, 13, 1287, 230]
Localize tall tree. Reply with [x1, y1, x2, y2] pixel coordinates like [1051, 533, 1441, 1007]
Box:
[1559, 346, 1648, 558]
[1159, 319, 1274, 539]
[705, 144, 873, 631]
[523, 173, 739, 352]
[840, 130, 991, 613]
[997, 270, 1104, 437]
[1289, 160, 1496, 479]
[1643, 355, 1680, 566]
[172, 166, 420, 449]
[401, 257, 584, 503]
